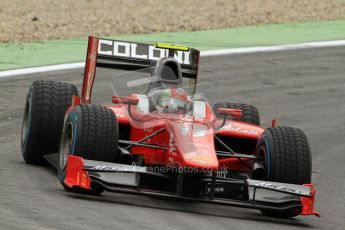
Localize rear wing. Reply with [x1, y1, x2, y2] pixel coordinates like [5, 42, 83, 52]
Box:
[82, 36, 200, 103]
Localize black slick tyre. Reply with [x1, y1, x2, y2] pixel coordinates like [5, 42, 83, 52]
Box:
[58, 104, 119, 194]
[21, 80, 78, 164]
[255, 126, 312, 218]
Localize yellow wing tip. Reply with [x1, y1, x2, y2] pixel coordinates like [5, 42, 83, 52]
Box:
[155, 42, 189, 51]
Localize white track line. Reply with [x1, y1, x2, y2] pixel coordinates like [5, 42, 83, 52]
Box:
[0, 62, 85, 78]
[201, 40, 345, 56]
[1, 39, 345, 78]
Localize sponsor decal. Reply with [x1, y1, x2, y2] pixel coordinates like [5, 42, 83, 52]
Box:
[98, 39, 191, 65]
[205, 170, 228, 178]
[215, 187, 225, 193]
[254, 182, 309, 196]
[206, 185, 225, 193]
[90, 165, 124, 171]
[89, 165, 145, 173]
[168, 133, 177, 152]
[221, 125, 259, 136]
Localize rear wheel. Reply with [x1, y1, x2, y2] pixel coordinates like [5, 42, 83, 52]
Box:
[212, 102, 260, 125]
[254, 126, 312, 217]
[21, 80, 78, 164]
[58, 104, 119, 194]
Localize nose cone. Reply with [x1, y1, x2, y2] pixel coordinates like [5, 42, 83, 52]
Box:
[170, 121, 218, 170]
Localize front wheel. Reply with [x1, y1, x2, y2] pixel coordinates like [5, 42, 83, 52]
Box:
[254, 126, 312, 217]
[58, 104, 119, 194]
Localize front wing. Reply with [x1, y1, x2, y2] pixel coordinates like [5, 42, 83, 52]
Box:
[60, 155, 319, 217]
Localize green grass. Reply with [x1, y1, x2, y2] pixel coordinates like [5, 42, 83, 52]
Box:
[1, 20, 345, 70]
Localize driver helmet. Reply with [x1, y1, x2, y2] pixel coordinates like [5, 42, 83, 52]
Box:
[156, 87, 191, 113]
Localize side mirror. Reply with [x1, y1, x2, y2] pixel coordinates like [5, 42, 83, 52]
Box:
[217, 108, 243, 119]
[112, 96, 139, 106]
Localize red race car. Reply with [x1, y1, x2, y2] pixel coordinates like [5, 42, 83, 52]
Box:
[21, 36, 319, 218]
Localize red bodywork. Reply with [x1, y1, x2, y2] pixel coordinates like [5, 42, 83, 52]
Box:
[71, 94, 264, 171]
[64, 36, 318, 217]
[75, 36, 264, 172]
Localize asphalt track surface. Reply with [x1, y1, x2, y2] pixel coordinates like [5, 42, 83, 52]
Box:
[1, 46, 345, 229]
